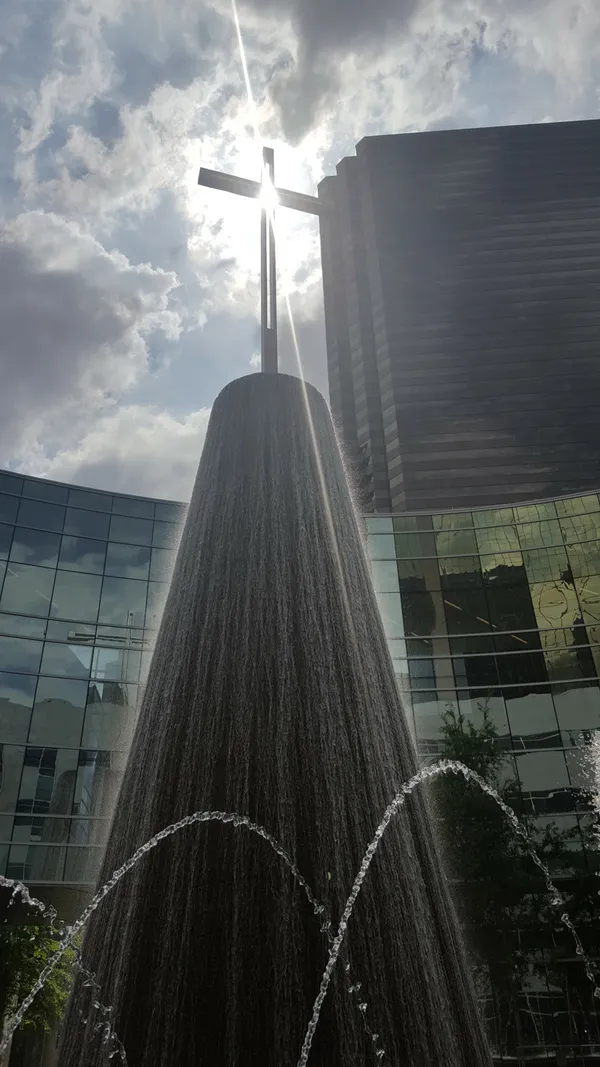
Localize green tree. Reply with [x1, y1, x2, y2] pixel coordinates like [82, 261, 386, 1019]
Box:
[431, 702, 598, 1055]
[0, 921, 77, 1054]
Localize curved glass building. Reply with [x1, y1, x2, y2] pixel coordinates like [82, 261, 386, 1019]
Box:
[0, 469, 186, 911]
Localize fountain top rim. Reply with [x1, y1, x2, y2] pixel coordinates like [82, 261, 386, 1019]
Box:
[214, 372, 326, 408]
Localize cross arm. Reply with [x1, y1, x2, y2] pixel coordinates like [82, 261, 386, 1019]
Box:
[198, 166, 324, 216]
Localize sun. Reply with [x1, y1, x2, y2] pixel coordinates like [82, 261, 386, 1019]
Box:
[259, 170, 279, 213]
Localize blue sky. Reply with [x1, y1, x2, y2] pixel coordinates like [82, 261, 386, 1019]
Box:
[1, 0, 599, 501]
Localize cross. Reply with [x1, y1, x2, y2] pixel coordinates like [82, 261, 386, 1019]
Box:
[198, 147, 323, 374]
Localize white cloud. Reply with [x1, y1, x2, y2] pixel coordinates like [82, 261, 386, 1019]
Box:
[0, 209, 182, 468]
[28, 403, 211, 500]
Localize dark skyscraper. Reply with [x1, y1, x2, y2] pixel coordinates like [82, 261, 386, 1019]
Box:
[318, 119, 600, 512]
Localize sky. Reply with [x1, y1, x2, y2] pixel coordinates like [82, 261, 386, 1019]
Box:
[1, 0, 600, 502]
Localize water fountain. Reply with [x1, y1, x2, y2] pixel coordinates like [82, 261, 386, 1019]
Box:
[9, 373, 498, 1065]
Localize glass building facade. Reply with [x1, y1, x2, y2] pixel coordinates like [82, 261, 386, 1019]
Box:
[367, 490, 600, 1061]
[0, 469, 185, 895]
[319, 120, 600, 512]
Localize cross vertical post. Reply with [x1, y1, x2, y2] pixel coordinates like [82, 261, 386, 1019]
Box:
[198, 151, 324, 375]
[261, 147, 277, 374]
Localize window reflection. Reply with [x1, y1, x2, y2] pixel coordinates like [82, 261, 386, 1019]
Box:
[435, 530, 478, 556]
[39, 643, 93, 679]
[402, 589, 447, 637]
[439, 555, 482, 589]
[375, 592, 405, 639]
[10, 528, 60, 569]
[108, 515, 152, 546]
[553, 681, 600, 741]
[370, 560, 400, 593]
[17, 747, 78, 816]
[443, 587, 490, 633]
[0, 523, 12, 559]
[64, 508, 110, 540]
[480, 551, 526, 584]
[145, 582, 168, 628]
[396, 557, 441, 594]
[0, 615, 46, 639]
[91, 647, 141, 683]
[365, 517, 393, 535]
[82, 681, 135, 750]
[67, 488, 111, 513]
[516, 750, 573, 815]
[496, 651, 548, 687]
[514, 503, 558, 523]
[0, 673, 36, 744]
[523, 546, 570, 584]
[395, 531, 436, 558]
[105, 543, 150, 580]
[154, 502, 186, 524]
[0, 636, 43, 673]
[29, 678, 88, 747]
[149, 548, 174, 584]
[0, 564, 55, 617]
[458, 690, 511, 748]
[453, 654, 499, 689]
[574, 575, 600, 627]
[112, 496, 154, 519]
[506, 689, 561, 752]
[98, 577, 147, 628]
[50, 571, 102, 623]
[473, 508, 515, 528]
[0, 494, 19, 524]
[555, 495, 599, 517]
[530, 580, 580, 631]
[366, 534, 395, 560]
[517, 519, 562, 550]
[16, 499, 65, 533]
[23, 480, 67, 504]
[566, 538, 600, 579]
[59, 536, 106, 574]
[432, 512, 474, 531]
[74, 749, 127, 818]
[152, 521, 179, 548]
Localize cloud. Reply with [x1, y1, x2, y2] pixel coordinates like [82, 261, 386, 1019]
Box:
[0, 209, 181, 466]
[32, 404, 211, 501]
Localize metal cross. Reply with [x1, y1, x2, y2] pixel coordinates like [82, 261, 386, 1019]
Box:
[198, 146, 323, 374]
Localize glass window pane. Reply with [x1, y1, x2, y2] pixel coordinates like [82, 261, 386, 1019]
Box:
[108, 515, 152, 546]
[394, 532, 435, 558]
[39, 643, 92, 679]
[152, 520, 179, 548]
[366, 534, 396, 561]
[29, 678, 88, 747]
[443, 587, 490, 634]
[50, 571, 102, 623]
[506, 690, 561, 751]
[105, 543, 150, 580]
[370, 560, 400, 593]
[10, 527, 60, 568]
[0, 615, 46, 639]
[517, 519, 563, 550]
[458, 691, 511, 747]
[450, 633, 495, 655]
[0, 673, 36, 743]
[432, 512, 474, 531]
[560, 512, 599, 543]
[82, 682, 136, 749]
[0, 473, 23, 495]
[523, 547, 570, 584]
[46, 621, 95, 642]
[473, 507, 515, 528]
[392, 516, 433, 534]
[575, 575, 600, 628]
[516, 751, 570, 814]
[91, 647, 141, 683]
[514, 503, 558, 523]
[154, 502, 186, 524]
[0, 745, 26, 813]
[476, 525, 520, 556]
[553, 681, 600, 742]
[480, 551, 526, 584]
[16, 499, 65, 533]
[98, 577, 147, 627]
[111, 496, 154, 519]
[439, 555, 482, 589]
[59, 535, 106, 574]
[145, 582, 167, 628]
[567, 539, 600, 580]
[496, 651, 548, 686]
[0, 494, 19, 524]
[397, 557, 441, 594]
[556, 495, 599, 517]
[64, 508, 110, 540]
[452, 654, 499, 689]
[0, 563, 55, 616]
[18, 747, 78, 816]
[67, 488, 111, 512]
[74, 749, 127, 817]
[375, 592, 405, 638]
[150, 548, 175, 584]
[530, 580, 580, 631]
[403, 589, 447, 636]
[0, 524, 13, 560]
[22, 480, 68, 504]
[435, 530, 478, 556]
